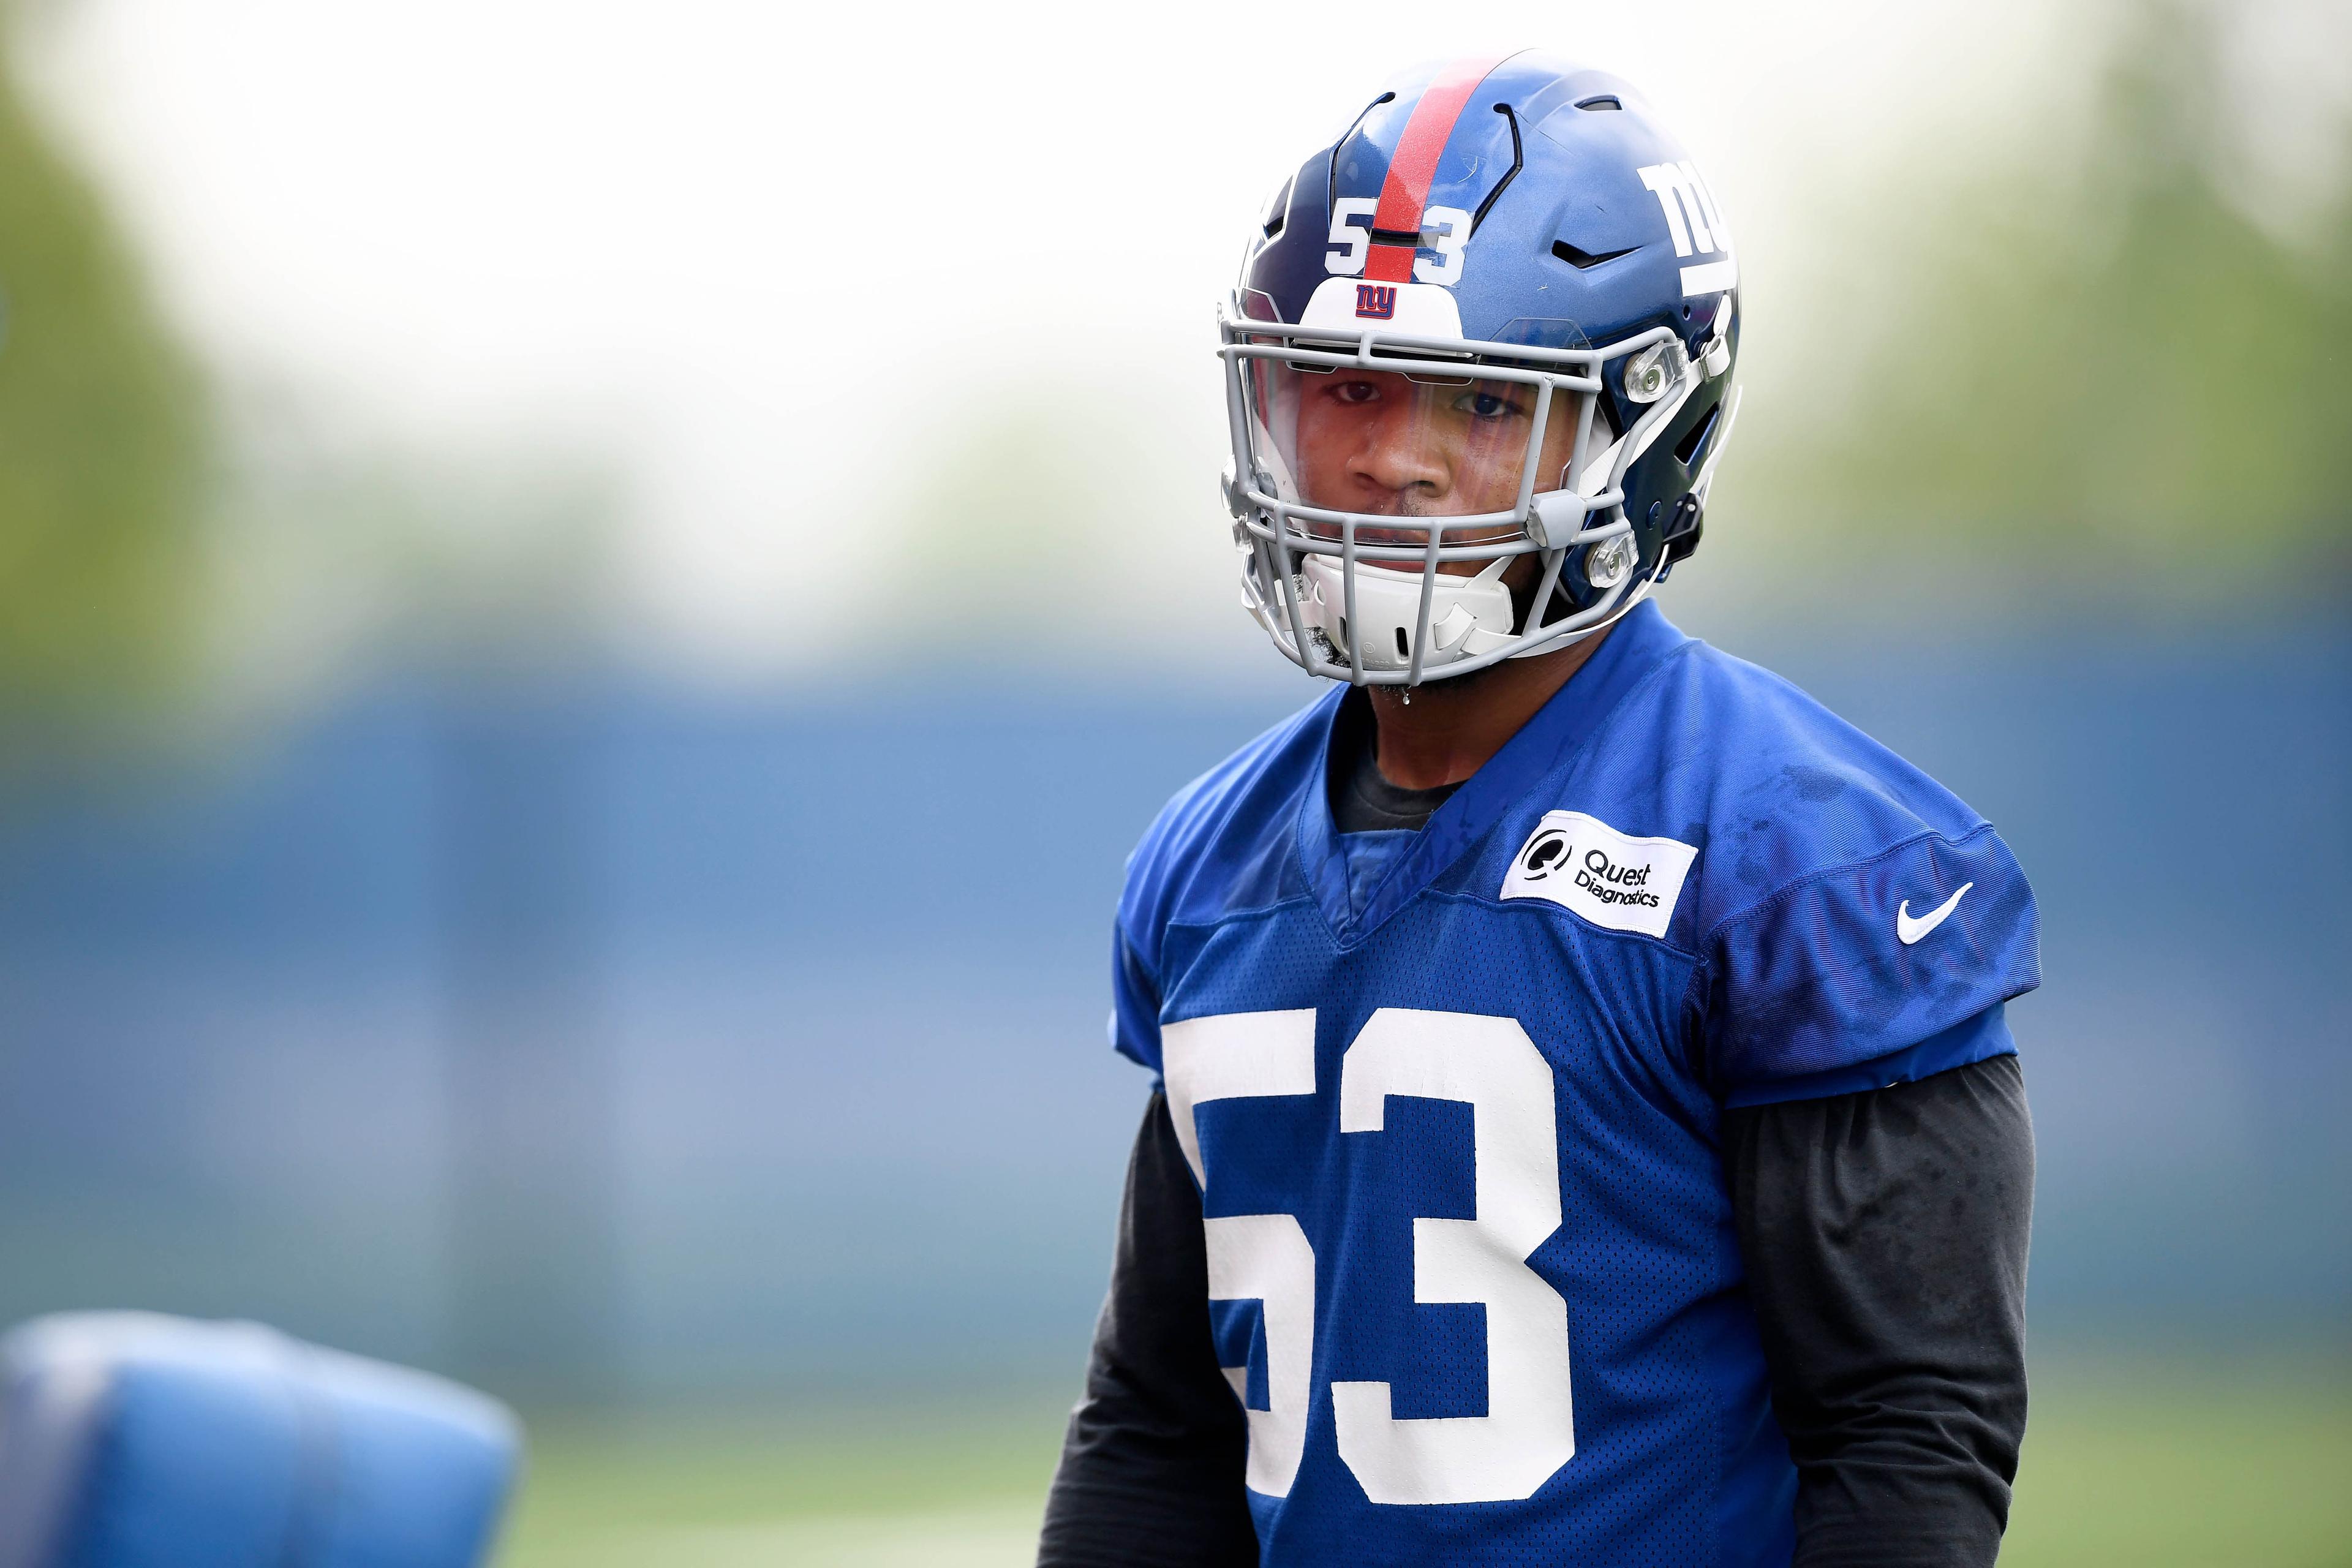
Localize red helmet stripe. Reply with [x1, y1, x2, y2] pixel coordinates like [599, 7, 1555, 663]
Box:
[1363, 53, 1515, 284]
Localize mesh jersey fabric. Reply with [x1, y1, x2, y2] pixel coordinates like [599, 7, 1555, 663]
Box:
[1105, 600, 2040, 1566]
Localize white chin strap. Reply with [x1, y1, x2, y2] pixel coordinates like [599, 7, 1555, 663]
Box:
[1295, 554, 1516, 674]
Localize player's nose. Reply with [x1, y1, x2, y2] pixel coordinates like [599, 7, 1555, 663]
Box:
[1351, 401, 1451, 500]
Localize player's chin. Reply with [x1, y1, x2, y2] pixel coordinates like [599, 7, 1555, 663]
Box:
[1396, 633, 1574, 695]
[1370, 646, 1515, 700]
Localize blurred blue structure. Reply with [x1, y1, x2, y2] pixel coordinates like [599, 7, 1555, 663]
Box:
[0, 1311, 518, 1567]
[0, 611, 2345, 1406]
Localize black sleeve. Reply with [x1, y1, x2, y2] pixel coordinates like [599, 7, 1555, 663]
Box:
[1037, 1091, 1259, 1568]
[1725, 1052, 2035, 1568]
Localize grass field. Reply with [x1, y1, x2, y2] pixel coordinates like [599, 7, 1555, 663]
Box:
[496, 1354, 2352, 1567]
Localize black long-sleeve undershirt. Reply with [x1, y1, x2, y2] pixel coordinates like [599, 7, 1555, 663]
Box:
[1039, 1061, 2034, 1567]
[1726, 1052, 2035, 1566]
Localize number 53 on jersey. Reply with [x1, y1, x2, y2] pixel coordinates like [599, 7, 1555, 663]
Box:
[1161, 1007, 1576, 1507]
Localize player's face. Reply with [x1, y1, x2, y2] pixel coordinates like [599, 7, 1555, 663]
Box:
[1291, 369, 1581, 571]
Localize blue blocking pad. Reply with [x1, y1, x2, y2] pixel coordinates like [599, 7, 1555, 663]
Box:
[0, 1313, 521, 1568]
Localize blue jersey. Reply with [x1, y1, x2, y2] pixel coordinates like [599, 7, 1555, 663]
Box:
[1109, 602, 2040, 1567]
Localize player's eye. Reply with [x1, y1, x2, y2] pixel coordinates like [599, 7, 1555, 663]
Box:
[1329, 380, 1382, 405]
[1455, 388, 1527, 420]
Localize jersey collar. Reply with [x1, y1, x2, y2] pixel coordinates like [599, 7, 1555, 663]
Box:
[1298, 599, 1695, 945]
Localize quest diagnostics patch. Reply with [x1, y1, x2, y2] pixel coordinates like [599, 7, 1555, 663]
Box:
[1499, 810, 1698, 939]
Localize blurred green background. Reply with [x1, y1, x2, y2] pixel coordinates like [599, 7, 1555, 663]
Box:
[495, 1355, 2352, 1567]
[1, 0, 2347, 1562]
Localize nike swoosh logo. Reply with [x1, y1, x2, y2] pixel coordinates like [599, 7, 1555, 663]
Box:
[1897, 882, 1974, 945]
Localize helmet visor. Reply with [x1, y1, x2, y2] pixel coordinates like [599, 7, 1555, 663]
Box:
[1238, 355, 1596, 559]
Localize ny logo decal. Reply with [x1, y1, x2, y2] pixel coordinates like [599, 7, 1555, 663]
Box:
[1354, 284, 1398, 320]
[1635, 161, 1738, 298]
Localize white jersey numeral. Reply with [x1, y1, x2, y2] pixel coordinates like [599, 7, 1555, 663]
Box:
[1163, 1009, 1320, 1497]
[1333, 1008, 1575, 1503]
[1161, 1006, 1575, 1507]
[1204, 1213, 1317, 1497]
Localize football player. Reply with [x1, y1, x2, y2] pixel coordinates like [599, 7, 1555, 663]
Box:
[1038, 53, 2038, 1568]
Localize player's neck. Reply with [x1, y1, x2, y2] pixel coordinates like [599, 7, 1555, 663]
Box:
[1365, 626, 1613, 791]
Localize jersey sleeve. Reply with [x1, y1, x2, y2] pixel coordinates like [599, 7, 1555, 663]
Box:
[1109, 925, 1165, 1076]
[1109, 796, 1185, 1080]
[1694, 823, 2041, 1106]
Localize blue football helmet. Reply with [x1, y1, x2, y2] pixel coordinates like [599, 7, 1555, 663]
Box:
[1219, 53, 1741, 684]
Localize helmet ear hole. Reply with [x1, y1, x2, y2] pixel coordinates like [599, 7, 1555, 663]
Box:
[1673, 403, 1721, 467]
[1393, 626, 1410, 660]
